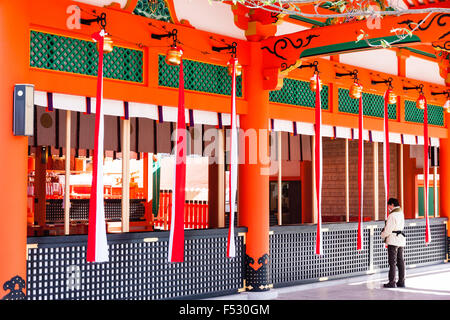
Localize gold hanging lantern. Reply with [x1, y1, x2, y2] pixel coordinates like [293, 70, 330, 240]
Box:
[349, 82, 363, 99]
[416, 96, 426, 109]
[309, 75, 322, 92]
[444, 99, 450, 113]
[165, 46, 183, 66]
[227, 59, 242, 76]
[387, 91, 397, 104]
[103, 36, 114, 53]
[96, 35, 114, 54]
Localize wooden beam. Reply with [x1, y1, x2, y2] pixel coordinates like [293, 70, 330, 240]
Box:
[34, 146, 47, 229]
[262, 12, 446, 79]
[208, 129, 225, 228]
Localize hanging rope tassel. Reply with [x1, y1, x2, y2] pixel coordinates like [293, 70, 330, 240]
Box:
[422, 94, 431, 245]
[86, 29, 109, 263]
[315, 72, 323, 255]
[168, 57, 187, 263]
[357, 92, 364, 251]
[227, 57, 238, 258]
[383, 89, 391, 221]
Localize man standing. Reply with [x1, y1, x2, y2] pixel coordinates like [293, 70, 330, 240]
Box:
[381, 198, 406, 288]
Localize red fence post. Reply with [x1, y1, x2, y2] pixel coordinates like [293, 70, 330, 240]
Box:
[167, 190, 172, 231]
[184, 200, 189, 229]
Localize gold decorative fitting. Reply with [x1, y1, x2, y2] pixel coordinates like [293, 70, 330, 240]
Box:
[26, 243, 38, 260]
[349, 82, 363, 99]
[258, 284, 273, 290]
[388, 91, 397, 104]
[165, 46, 183, 66]
[444, 99, 450, 113]
[309, 75, 322, 92]
[227, 60, 242, 77]
[416, 97, 426, 109]
[238, 280, 251, 292]
[103, 36, 114, 53]
[97, 36, 114, 54]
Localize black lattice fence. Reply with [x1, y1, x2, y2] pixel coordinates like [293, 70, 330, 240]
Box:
[46, 199, 146, 223]
[26, 219, 447, 299]
[26, 228, 246, 300]
[270, 224, 369, 286]
[270, 218, 447, 288]
[372, 219, 447, 270]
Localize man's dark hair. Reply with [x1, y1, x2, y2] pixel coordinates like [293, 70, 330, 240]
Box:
[388, 198, 400, 207]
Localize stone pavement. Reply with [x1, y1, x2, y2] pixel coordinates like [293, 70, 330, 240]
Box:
[208, 263, 450, 300]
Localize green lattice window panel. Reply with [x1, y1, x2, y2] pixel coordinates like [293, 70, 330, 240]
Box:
[405, 100, 444, 126]
[338, 88, 397, 119]
[133, 0, 172, 22]
[158, 55, 243, 97]
[30, 31, 143, 83]
[269, 78, 329, 110]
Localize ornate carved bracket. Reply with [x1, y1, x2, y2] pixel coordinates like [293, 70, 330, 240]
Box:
[260, 12, 449, 90]
[2, 275, 26, 300]
[245, 253, 271, 291]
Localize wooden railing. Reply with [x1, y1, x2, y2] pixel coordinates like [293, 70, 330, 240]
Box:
[153, 190, 209, 230]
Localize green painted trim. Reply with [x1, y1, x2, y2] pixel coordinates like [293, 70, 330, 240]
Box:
[30, 30, 144, 83]
[269, 78, 329, 109]
[288, 15, 326, 27]
[403, 47, 437, 59]
[158, 55, 243, 97]
[418, 186, 439, 217]
[300, 35, 421, 57]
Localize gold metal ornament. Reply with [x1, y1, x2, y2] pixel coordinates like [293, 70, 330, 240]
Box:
[103, 36, 114, 54]
[444, 99, 450, 113]
[416, 96, 426, 109]
[96, 36, 114, 54]
[349, 82, 363, 99]
[97, 36, 114, 53]
[387, 91, 397, 104]
[227, 60, 242, 76]
[309, 75, 322, 92]
[165, 46, 183, 66]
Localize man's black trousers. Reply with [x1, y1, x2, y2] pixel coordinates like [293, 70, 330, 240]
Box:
[387, 245, 405, 285]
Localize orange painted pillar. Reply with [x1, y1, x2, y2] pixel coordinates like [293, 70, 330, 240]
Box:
[439, 132, 450, 236]
[238, 41, 271, 292]
[0, 1, 30, 299]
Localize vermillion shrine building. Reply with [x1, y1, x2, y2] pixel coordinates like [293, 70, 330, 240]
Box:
[0, 0, 449, 300]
